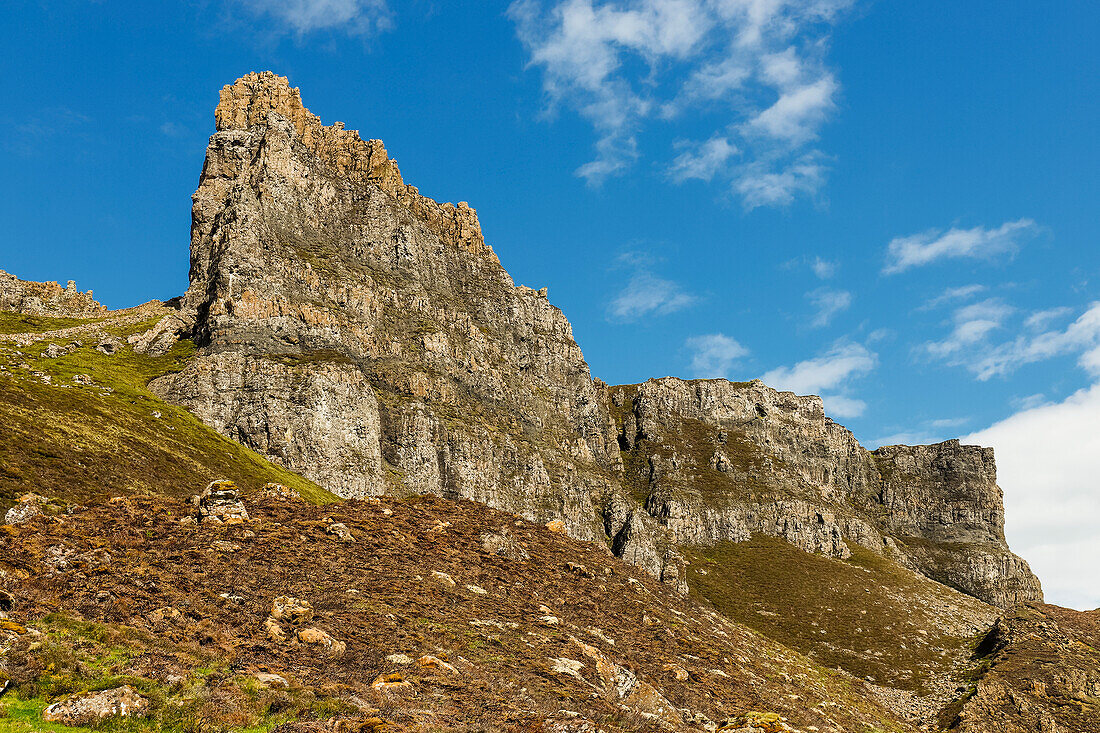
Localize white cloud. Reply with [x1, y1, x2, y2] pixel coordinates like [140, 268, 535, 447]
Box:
[930, 416, 970, 429]
[883, 219, 1038, 274]
[734, 154, 827, 210]
[509, 0, 851, 200]
[821, 394, 865, 418]
[920, 284, 986, 310]
[762, 341, 875, 395]
[924, 298, 1014, 359]
[669, 136, 738, 182]
[806, 287, 850, 327]
[609, 270, 697, 321]
[761, 342, 874, 416]
[239, 0, 393, 35]
[966, 384, 1100, 610]
[923, 300, 1100, 381]
[1024, 306, 1073, 330]
[745, 75, 836, 143]
[810, 256, 836, 279]
[686, 333, 749, 376]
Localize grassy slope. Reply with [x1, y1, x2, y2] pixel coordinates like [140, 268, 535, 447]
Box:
[684, 536, 995, 695]
[0, 312, 334, 509]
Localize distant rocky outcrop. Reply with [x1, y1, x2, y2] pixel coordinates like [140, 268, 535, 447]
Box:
[149, 72, 1039, 608]
[0, 269, 105, 318]
[611, 378, 1041, 607]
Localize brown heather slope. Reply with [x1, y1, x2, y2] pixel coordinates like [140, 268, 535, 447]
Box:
[1, 493, 916, 733]
[945, 604, 1100, 732]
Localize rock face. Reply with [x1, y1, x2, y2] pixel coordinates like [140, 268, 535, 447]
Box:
[152, 72, 1039, 607]
[0, 269, 105, 318]
[610, 378, 1042, 607]
[153, 71, 622, 543]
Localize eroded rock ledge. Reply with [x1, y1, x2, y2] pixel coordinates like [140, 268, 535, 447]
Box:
[0, 269, 106, 318]
[610, 377, 1042, 608]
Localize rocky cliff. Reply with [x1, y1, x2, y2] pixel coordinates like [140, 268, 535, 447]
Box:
[611, 378, 1042, 607]
[151, 72, 1039, 608]
[152, 72, 624, 543]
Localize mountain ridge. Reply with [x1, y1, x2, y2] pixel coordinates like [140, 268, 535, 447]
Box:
[3, 70, 1095, 733]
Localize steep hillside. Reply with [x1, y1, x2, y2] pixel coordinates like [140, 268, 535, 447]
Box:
[0, 491, 918, 733]
[0, 301, 333, 510]
[945, 604, 1100, 732]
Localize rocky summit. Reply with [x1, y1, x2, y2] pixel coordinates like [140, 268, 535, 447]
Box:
[0, 72, 1094, 733]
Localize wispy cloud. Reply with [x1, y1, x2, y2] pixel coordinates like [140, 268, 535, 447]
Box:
[821, 394, 866, 419]
[238, 0, 394, 35]
[919, 284, 986, 310]
[734, 153, 828, 210]
[762, 341, 875, 395]
[761, 341, 875, 417]
[669, 136, 738, 182]
[609, 271, 696, 321]
[871, 416, 971, 449]
[806, 287, 850, 327]
[686, 333, 749, 377]
[924, 298, 1015, 359]
[509, 0, 852, 205]
[883, 219, 1038, 274]
[810, 256, 836, 279]
[1, 107, 91, 157]
[924, 300, 1100, 380]
[1024, 307, 1073, 330]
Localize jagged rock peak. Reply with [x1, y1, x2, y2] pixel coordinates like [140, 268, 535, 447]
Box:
[211, 71, 485, 254]
[158, 71, 623, 532]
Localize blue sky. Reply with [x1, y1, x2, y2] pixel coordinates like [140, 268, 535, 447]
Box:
[2, 0, 1098, 608]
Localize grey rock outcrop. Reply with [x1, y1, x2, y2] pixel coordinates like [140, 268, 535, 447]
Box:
[152, 72, 623, 540]
[42, 685, 149, 726]
[0, 269, 106, 318]
[610, 378, 1042, 607]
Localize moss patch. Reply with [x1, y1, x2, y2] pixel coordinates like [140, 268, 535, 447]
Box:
[0, 313, 105, 335]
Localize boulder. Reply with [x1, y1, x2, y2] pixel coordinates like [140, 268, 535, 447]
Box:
[4, 494, 47, 525]
[325, 522, 355, 543]
[193, 480, 249, 524]
[42, 685, 148, 726]
[271, 596, 313, 624]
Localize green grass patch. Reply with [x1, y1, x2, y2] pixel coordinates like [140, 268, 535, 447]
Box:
[0, 319, 335, 509]
[0, 313, 105, 335]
